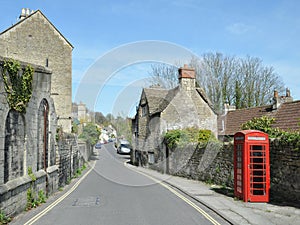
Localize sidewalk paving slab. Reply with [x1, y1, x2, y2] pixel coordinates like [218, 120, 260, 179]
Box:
[130, 165, 300, 225]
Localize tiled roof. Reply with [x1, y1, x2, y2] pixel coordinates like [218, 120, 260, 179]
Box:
[220, 100, 300, 136]
[273, 100, 300, 131]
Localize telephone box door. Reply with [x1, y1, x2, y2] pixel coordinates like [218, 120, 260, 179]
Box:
[247, 142, 270, 202]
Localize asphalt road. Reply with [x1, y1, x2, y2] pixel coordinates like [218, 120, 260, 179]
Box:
[15, 143, 229, 225]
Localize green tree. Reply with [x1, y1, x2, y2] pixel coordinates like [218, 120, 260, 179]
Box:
[110, 114, 131, 141]
[95, 111, 107, 125]
[71, 120, 79, 134]
[79, 123, 101, 146]
[106, 113, 114, 123]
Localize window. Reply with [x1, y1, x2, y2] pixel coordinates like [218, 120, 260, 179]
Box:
[142, 105, 147, 117]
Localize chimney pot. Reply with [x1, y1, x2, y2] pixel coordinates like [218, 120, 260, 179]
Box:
[286, 88, 291, 97]
[178, 65, 195, 79]
[274, 90, 278, 98]
[19, 8, 26, 20]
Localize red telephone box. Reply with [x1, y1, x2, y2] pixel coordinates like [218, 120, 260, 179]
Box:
[234, 130, 270, 202]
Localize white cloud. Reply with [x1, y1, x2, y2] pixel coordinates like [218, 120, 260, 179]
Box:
[226, 22, 254, 35]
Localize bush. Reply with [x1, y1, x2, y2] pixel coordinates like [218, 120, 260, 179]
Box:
[198, 129, 216, 143]
[242, 116, 275, 134]
[242, 116, 300, 150]
[79, 123, 101, 146]
[164, 128, 217, 149]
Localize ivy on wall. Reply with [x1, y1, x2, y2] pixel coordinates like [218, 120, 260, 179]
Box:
[1, 59, 33, 113]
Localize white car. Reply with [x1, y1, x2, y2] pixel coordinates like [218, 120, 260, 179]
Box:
[117, 140, 131, 155]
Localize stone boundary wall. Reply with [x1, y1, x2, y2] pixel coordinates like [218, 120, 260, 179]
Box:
[0, 137, 93, 217]
[0, 167, 57, 216]
[149, 139, 300, 205]
[77, 140, 93, 163]
[270, 139, 300, 204]
[57, 136, 92, 187]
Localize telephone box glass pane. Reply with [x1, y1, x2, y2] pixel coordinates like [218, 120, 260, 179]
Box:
[236, 144, 243, 193]
[250, 145, 266, 196]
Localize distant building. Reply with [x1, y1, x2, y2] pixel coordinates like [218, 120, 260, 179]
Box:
[132, 65, 218, 165]
[72, 102, 92, 124]
[0, 8, 73, 132]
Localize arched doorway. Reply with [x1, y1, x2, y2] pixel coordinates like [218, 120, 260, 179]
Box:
[4, 110, 25, 183]
[37, 99, 49, 171]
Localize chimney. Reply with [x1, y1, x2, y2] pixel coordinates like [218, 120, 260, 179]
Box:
[178, 64, 196, 91]
[286, 88, 290, 97]
[272, 90, 280, 110]
[19, 8, 26, 20]
[19, 8, 33, 20]
[283, 88, 293, 103]
[224, 102, 236, 114]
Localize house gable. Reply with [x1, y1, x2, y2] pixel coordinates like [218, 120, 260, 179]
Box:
[0, 10, 73, 49]
[0, 9, 73, 132]
[161, 88, 218, 135]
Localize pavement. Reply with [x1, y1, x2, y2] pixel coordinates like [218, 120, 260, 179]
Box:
[129, 164, 300, 225]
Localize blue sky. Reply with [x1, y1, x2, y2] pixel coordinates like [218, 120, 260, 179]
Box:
[1, 0, 300, 117]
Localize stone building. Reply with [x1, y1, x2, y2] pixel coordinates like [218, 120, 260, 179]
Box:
[0, 8, 73, 133]
[72, 102, 91, 123]
[131, 65, 218, 166]
[0, 57, 58, 215]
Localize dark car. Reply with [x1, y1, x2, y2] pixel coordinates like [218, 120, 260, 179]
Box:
[95, 142, 102, 149]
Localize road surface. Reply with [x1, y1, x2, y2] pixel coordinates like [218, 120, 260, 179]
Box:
[15, 143, 229, 225]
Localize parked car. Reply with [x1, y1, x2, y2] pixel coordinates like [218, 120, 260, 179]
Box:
[95, 142, 102, 149]
[117, 140, 131, 155]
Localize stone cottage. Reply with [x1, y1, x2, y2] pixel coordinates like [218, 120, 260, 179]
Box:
[0, 8, 73, 133]
[0, 57, 58, 216]
[131, 65, 218, 166]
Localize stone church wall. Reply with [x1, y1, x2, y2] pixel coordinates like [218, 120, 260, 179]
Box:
[0, 58, 58, 215]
